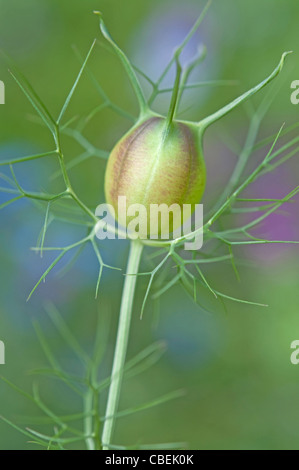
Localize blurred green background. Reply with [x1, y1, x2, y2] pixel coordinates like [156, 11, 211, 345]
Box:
[0, 0, 299, 450]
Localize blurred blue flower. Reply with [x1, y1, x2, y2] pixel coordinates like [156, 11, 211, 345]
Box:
[129, 1, 223, 114]
[155, 291, 226, 370]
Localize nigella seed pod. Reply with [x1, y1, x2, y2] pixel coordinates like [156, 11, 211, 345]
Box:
[97, 11, 290, 239]
[104, 117, 206, 236]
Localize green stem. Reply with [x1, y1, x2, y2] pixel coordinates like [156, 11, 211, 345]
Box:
[54, 128, 72, 191]
[148, 0, 212, 106]
[95, 12, 148, 118]
[176, 46, 207, 111]
[198, 51, 292, 131]
[165, 55, 182, 131]
[101, 240, 143, 450]
[84, 389, 95, 450]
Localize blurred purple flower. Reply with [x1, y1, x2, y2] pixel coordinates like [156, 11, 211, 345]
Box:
[242, 168, 299, 263]
[129, 2, 223, 113]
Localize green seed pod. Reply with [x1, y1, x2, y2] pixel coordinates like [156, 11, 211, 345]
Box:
[96, 11, 290, 239]
[104, 117, 206, 235]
